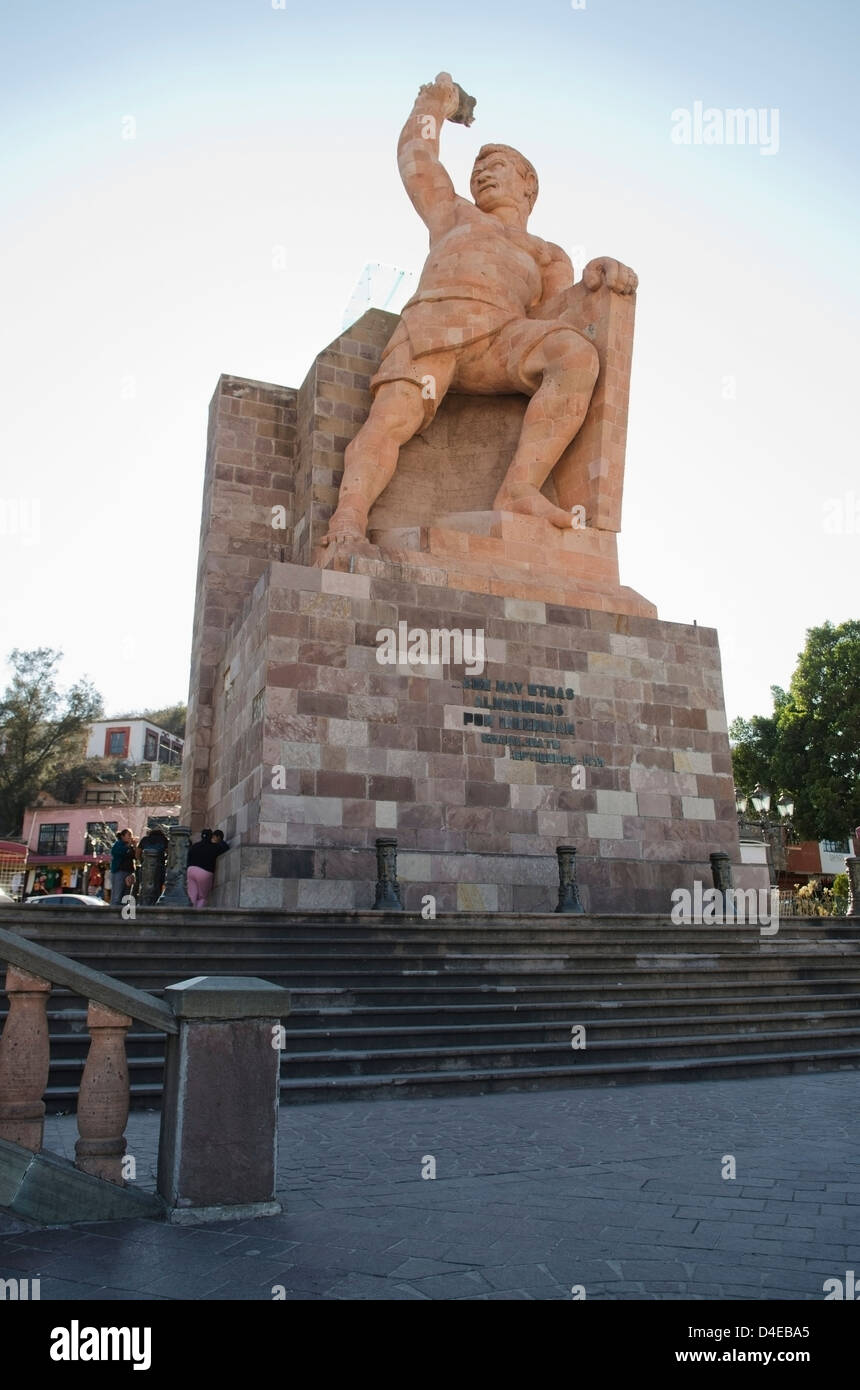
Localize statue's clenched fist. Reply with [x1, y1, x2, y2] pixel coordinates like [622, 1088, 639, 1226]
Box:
[417, 72, 460, 121]
[583, 257, 638, 295]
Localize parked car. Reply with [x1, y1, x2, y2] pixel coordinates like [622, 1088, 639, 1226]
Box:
[25, 894, 107, 909]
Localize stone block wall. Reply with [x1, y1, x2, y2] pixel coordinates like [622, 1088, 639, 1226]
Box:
[202, 558, 751, 913]
[182, 376, 297, 831]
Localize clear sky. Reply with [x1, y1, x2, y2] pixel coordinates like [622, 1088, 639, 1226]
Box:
[1, 0, 857, 724]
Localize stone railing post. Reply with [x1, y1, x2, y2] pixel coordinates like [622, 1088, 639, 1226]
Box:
[0, 966, 52, 1150]
[372, 837, 403, 911]
[138, 847, 163, 906]
[157, 976, 290, 1223]
[555, 845, 584, 914]
[75, 1001, 131, 1184]
[157, 825, 192, 906]
[846, 858, 860, 918]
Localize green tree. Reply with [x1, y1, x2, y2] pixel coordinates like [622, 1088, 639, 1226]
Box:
[731, 621, 860, 841]
[0, 649, 103, 835]
[728, 691, 785, 796]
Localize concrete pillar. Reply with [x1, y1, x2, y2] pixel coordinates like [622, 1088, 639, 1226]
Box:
[156, 976, 290, 1223]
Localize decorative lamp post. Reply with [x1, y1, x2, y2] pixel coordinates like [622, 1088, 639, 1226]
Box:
[736, 785, 795, 889]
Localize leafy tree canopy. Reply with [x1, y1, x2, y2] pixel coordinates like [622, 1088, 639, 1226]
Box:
[730, 621, 860, 841]
[0, 649, 103, 836]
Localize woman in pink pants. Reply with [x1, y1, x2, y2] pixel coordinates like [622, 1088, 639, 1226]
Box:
[186, 830, 229, 909]
[186, 865, 214, 908]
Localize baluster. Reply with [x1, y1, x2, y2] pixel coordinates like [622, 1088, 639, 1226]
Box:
[75, 1001, 131, 1185]
[0, 966, 52, 1150]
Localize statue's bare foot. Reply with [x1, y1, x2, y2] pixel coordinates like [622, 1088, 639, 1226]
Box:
[314, 511, 382, 568]
[319, 508, 368, 548]
[494, 487, 578, 530]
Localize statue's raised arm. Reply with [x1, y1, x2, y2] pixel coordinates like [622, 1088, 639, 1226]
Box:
[396, 72, 467, 238]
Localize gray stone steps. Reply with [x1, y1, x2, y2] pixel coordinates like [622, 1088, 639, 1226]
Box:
[4, 910, 858, 1107]
[41, 1003, 860, 1058]
[279, 1025, 860, 1078]
[37, 1005, 860, 1098]
[13, 955, 860, 991]
[16, 925, 857, 950]
[277, 1046, 860, 1103]
[277, 1007, 860, 1050]
[40, 990, 860, 1036]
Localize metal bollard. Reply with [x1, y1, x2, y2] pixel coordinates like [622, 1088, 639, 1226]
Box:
[139, 847, 164, 906]
[709, 851, 734, 919]
[555, 844, 584, 914]
[372, 837, 403, 911]
[157, 826, 192, 907]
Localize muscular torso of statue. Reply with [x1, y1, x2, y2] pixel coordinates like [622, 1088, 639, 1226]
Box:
[319, 72, 637, 552]
[413, 210, 549, 316]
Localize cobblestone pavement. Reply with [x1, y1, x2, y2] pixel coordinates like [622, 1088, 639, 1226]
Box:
[1, 1073, 859, 1300]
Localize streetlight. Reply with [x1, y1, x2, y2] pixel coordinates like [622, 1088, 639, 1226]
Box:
[736, 786, 796, 889]
[751, 783, 771, 815]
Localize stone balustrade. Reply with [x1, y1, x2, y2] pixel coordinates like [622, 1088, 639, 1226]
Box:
[0, 926, 178, 1190]
[0, 966, 52, 1150]
[0, 924, 290, 1223]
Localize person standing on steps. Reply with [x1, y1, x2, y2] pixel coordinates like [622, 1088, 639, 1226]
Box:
[110, 829, 136, 909]
[186, 828, 230, 909]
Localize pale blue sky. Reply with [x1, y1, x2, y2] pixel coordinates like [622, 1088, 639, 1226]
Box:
[1, 0, 857, 724]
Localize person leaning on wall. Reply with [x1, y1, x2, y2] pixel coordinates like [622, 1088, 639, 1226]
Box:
[186, 827, 230, 909]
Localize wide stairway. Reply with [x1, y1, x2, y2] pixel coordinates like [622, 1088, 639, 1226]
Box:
[5, 911, 860, 1107]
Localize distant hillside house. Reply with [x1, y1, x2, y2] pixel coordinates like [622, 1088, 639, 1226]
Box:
[85, 718, 184, 768]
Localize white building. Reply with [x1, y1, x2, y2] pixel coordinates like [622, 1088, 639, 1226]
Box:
[85, 718, 183, 769]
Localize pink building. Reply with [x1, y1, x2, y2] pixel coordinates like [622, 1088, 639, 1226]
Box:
[21, 788, 180, 898]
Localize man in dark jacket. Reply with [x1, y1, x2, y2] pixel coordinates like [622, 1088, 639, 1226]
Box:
[110, 829, 136, 908]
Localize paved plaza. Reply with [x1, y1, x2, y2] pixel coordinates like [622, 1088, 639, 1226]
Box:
[1, 1073, 858, 1300]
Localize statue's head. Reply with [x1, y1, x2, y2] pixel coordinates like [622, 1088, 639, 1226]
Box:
[470, 144, 538, 219]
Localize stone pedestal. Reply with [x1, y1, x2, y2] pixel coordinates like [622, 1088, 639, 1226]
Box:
[189, 556, 760, 913]
[157, 976, 289, 1222]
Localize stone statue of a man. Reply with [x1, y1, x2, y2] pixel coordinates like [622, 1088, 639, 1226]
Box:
[320, 72, 636, 551]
